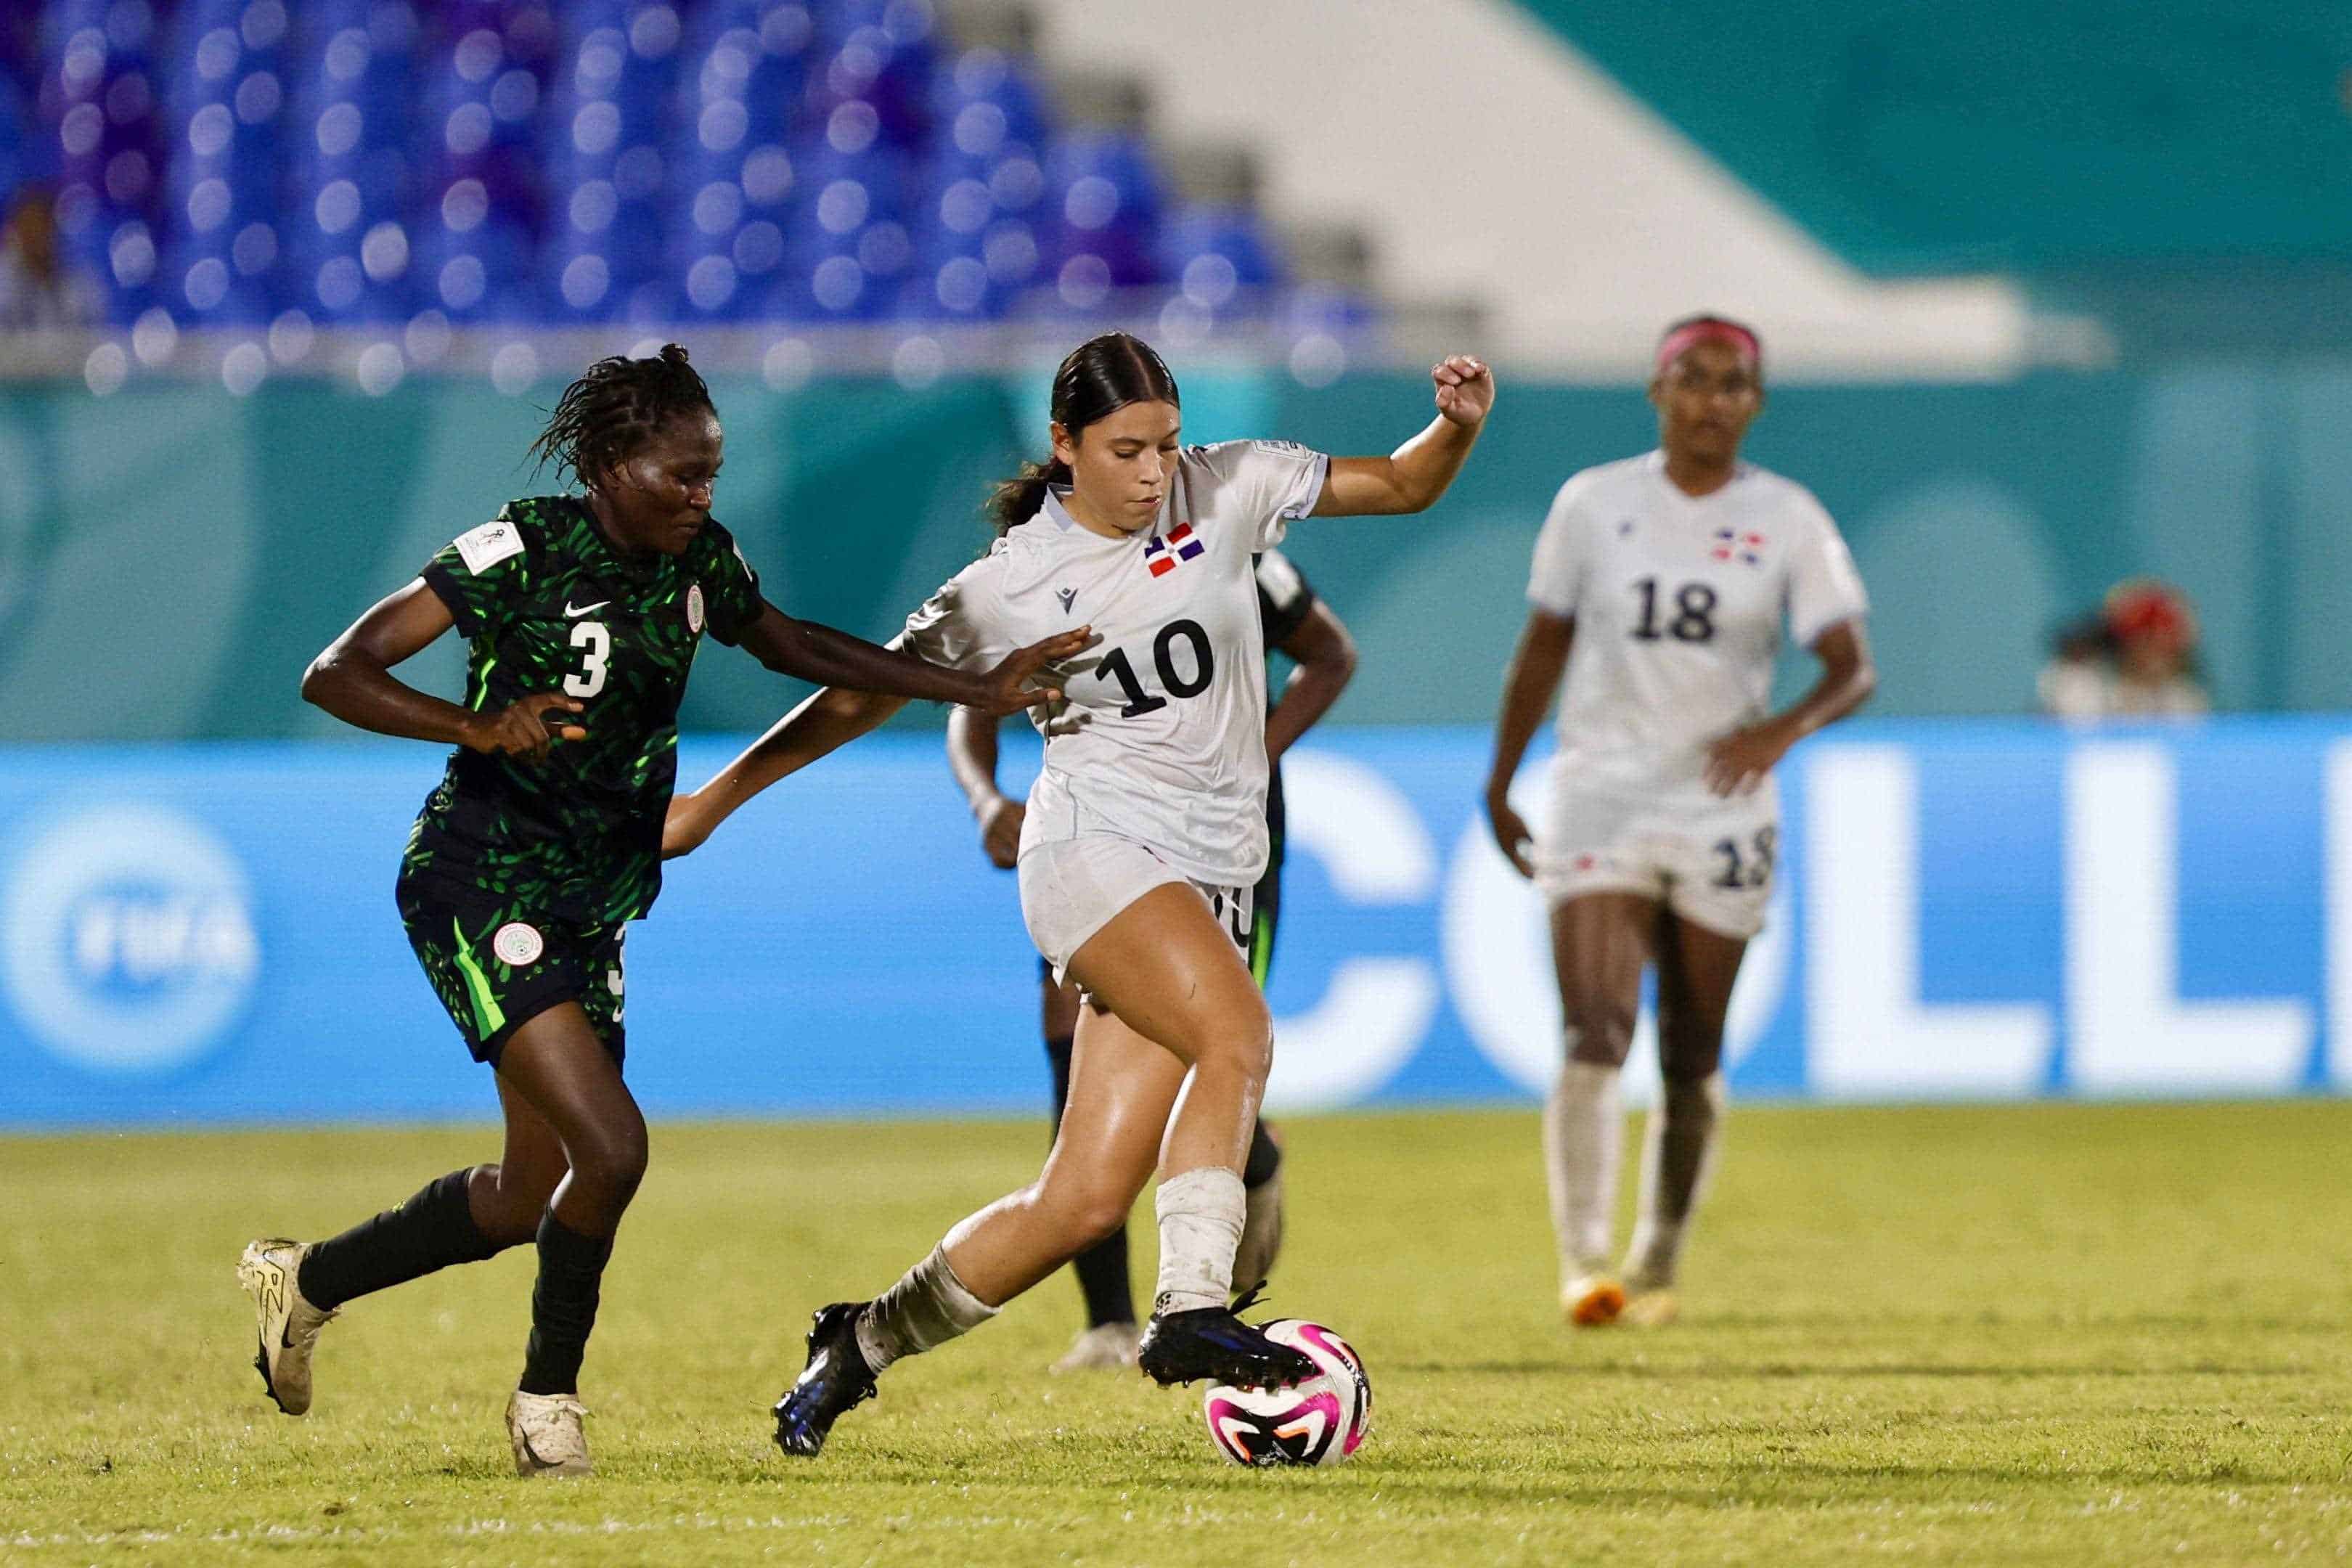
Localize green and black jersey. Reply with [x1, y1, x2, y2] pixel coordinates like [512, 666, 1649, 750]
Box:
[401, 495, 766, 925]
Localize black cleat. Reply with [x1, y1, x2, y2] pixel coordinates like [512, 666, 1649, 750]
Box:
[1137, 1287, 1319, 1391]
[772, 1302, 879, 1457]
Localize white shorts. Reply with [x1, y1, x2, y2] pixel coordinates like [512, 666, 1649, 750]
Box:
[1018, 832, 1251, 984]
[1535, 781, 1779, 941]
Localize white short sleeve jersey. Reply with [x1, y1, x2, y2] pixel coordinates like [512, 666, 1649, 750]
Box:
[904, 439, 1330, 885]
[1527, 451, 1867, 801]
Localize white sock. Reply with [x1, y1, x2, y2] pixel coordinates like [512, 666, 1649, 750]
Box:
[1545, 1058, 1622, 1278]
[854, 1244, 997, 1373]
[1152, 1167, 1246, 1314]
[1626, 1073, 1726, 1288]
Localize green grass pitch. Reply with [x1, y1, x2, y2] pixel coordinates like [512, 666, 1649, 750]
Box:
[4, 1100, 2350, 1565]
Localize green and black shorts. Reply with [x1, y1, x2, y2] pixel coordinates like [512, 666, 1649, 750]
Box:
[396, 875, 627, 1068]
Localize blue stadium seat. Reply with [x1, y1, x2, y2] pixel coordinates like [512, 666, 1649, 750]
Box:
[415, 176, 533, 322]
[537, 5, 684, 314]
[1157, 203, 1286, 322]
[804, 2, 938, 155]
[41, 0, 168, 322]
[158, 0, 293, 322]
[9, 0, 1336, 334]
[0, 74, 27, 200]
[1040, 128, 1167, 310]
[927, 44, 1053, 162]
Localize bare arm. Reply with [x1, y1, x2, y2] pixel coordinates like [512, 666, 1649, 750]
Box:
[1482, 609, 1575, 878]
[1702, 618, 1877, 796]
[663, 685, 910, 858]
[733, 601, 1090, 716]
[1265, 600, 1357, 763]
[945, 705, 1024, 869]
[301, 579, 587, 760]
[1310, 355, 1495, 517]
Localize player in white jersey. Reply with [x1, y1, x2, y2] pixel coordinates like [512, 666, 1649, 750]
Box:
[1483, 317, 1875, 1331]
[945, 546, 1357, 1374]
[662, 332, 1493, 1454]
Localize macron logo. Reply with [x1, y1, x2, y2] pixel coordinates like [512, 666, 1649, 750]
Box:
[1055, 587, 1077, 614]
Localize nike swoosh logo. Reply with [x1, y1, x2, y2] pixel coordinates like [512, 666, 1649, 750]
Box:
[565, 600, 610, 617]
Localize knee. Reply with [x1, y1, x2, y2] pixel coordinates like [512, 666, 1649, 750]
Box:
[1561, 992, 1637, 1068]
[1659, 1068, 1727, 1116]
[1658, 1021, 1726, 1083]
[571, 1119, 650, 1206]
[1188, 998, 1273, 1084]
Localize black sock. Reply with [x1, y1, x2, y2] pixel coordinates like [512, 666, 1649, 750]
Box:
[1242, 1120, 1283, 1191]
[1046, 1032, 1138, 1328]
[518, 1210, 614, 1397]
[1069, 1226, 1136, 1328]
[297, 1168, 504, 1311]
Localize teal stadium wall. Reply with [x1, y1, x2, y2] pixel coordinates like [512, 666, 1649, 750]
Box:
[2, 363, 2348, 742]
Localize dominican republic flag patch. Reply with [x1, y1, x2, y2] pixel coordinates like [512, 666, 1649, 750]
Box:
[1145, 523, 1204, 578]
[1711, 527, 1767, 566]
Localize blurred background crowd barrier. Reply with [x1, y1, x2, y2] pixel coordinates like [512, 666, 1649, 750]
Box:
[3, 366, 2352, 741]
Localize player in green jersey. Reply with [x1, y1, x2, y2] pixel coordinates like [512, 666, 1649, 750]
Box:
[236, 345, 1088, 1478]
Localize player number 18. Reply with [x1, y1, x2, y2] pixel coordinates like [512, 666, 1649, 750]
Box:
[1630, 577, 1718, 643]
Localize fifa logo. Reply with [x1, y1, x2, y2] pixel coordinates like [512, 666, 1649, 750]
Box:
[1, 804, 261, 1075]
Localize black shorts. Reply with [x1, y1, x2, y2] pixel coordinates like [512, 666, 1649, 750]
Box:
[396, 875, 627, 1069]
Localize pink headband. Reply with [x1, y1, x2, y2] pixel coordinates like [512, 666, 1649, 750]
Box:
[1655, 320, 1761, 378]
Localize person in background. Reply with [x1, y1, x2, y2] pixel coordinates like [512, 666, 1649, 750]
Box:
[0, 187, 94, 331]
[1485, 314, 1873, 1333]
[2038, 579, 2208, 721]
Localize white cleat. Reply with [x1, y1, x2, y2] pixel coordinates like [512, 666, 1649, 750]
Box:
[507, 1390, 592, 1478]
[237, 1239, 336, 1416]
[1622, 1289, 1680, 1328]
[1233, 1167, 1286, 1293]
[1561, 1272, 1626, 1328]
[1050, 1321, 1142, 1374]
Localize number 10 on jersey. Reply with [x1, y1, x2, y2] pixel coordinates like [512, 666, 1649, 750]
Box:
[1095, 619, 1213, 717]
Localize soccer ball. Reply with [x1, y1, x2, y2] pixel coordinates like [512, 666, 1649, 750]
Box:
[1201, 1319, 1372, 1467]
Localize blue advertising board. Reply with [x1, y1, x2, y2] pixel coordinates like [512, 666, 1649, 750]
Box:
[2, 719, 2348, 1128]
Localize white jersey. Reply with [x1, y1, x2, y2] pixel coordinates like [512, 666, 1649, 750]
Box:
[1527, 451, 1867, 804]
[904, 439, 1330, 885]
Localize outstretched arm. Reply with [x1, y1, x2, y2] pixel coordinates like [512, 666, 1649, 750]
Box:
[302, 579, 587, 761]
[1702, 618, 1877, 796]
[734, 602, 1089, 716]
[663, 685, 910, 858]
[1265, 600, 1357, 763]
[945, 706, 1024, 870]
[1483, 608, 1575, 878]
[1311, 354, 1495, 517]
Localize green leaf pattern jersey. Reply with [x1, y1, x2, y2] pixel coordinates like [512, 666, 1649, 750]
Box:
[400, 495, 765, 926]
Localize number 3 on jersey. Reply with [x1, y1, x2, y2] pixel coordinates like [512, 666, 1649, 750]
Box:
[565, 621, 610, 698]
[1095, 618, 1213, 717]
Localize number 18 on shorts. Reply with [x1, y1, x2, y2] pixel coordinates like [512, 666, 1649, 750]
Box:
[1535, 783, 1778, 942]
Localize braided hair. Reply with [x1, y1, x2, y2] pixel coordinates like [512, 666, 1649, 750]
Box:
[528, 343, 716, 486]
[989, 332, 1180, 535]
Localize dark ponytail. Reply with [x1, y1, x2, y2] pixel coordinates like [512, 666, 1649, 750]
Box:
[989, 332, 1180, 535]
[528, 342, 716, 486]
